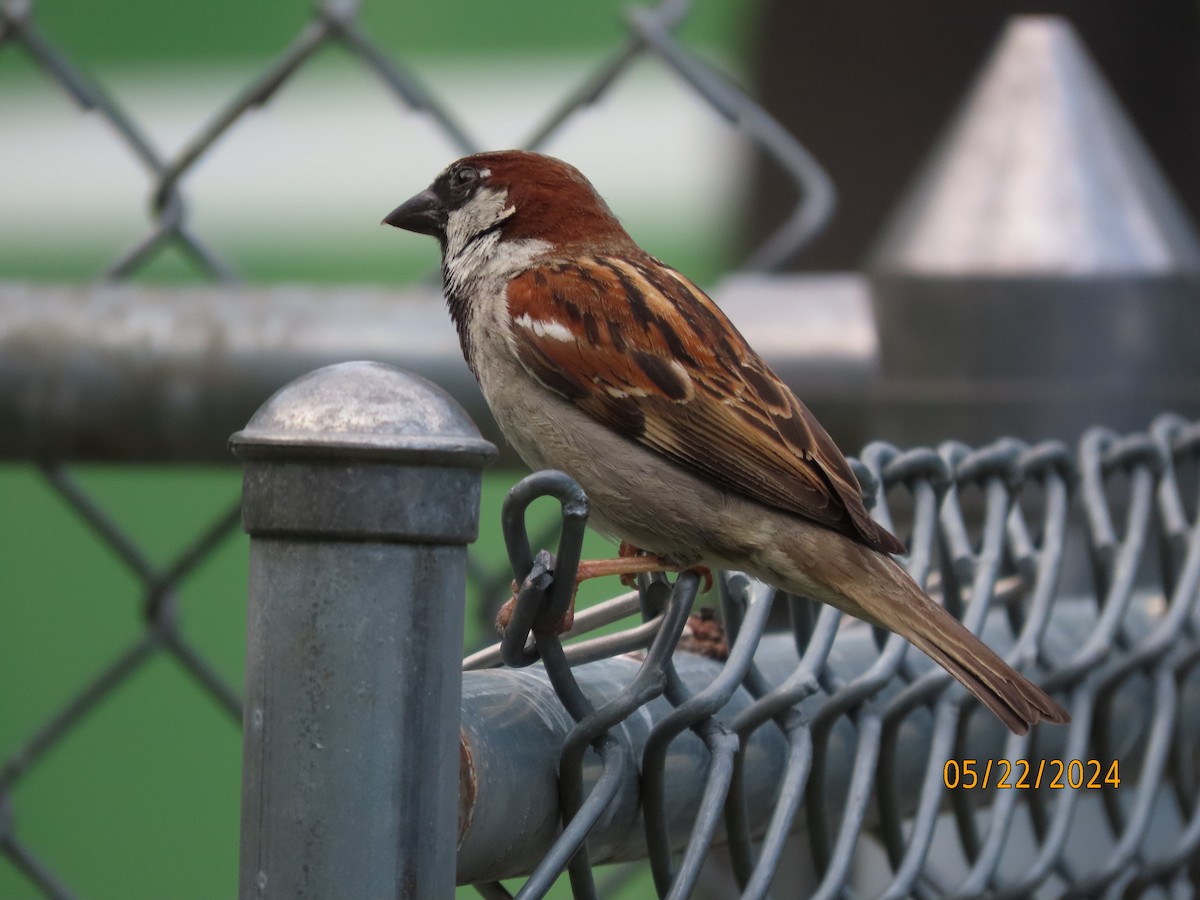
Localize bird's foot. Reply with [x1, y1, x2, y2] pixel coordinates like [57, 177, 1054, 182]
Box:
[495, 583, 575, 636]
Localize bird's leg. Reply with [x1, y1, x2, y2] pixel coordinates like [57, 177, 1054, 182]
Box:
[578, 541, 714, 592]
[495, 543, 712, 637]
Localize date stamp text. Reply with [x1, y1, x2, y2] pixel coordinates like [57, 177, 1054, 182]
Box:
[943, 758, 1120, 790]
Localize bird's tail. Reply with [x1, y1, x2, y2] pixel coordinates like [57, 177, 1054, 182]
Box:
[833, 551, 1069, 735]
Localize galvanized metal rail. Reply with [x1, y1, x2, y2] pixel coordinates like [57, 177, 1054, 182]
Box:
[0, 277, 879, 465]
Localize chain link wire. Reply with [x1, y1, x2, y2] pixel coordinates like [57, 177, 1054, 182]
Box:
[475, 415, 1200, 898]
[0, 465, 244, 899]
[4, 0, 1200, 897]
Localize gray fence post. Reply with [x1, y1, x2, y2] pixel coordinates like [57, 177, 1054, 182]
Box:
[230, 361, 496, 899]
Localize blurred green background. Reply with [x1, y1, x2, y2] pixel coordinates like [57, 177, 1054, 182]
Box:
[0, 1, 750, 897]
[0, 0, 750, 286]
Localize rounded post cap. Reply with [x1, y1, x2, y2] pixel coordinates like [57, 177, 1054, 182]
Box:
[230, 361, 497, 467]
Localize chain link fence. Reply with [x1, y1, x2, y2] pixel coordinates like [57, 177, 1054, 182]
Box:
[3, 0, 1200, 897]
[0, 0, 830, 281]
[456, 415, 1200, 898]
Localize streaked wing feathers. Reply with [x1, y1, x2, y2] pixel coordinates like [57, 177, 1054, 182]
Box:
[505, 256, 905, 555]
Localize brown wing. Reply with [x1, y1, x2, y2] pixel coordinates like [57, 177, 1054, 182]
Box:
[505, 255, 906, 555]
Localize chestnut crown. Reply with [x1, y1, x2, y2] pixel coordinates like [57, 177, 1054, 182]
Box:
[384, 150, 639, 255]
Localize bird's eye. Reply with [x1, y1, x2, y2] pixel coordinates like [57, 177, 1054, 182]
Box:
[450, 166, 480, 191]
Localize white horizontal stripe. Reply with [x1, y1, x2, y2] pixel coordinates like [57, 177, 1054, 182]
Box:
[513, 312, 576, 343]
[0, 54, 747, 250]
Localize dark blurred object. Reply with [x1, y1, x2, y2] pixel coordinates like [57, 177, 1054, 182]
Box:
[746, 6, 1200, 448]
[746, 0, 1200, 271]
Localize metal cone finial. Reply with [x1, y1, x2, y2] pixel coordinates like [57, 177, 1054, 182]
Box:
[872, 15, 1200, 275]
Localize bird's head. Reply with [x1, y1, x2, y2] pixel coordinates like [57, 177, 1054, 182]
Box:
[383, 150, 636, 259]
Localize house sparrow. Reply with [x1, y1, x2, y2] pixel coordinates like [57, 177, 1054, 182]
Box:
[383, 150, 1068, 735]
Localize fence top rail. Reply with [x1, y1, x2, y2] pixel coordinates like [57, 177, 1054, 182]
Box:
[0, 275, 877, 464]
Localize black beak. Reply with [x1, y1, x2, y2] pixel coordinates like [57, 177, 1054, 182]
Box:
[382, 188, 446, 236]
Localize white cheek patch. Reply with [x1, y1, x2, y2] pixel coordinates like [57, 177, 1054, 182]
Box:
[442, 183, 556, 310]
[514, 313, 576, 343]
[444, 187, 512, 257]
